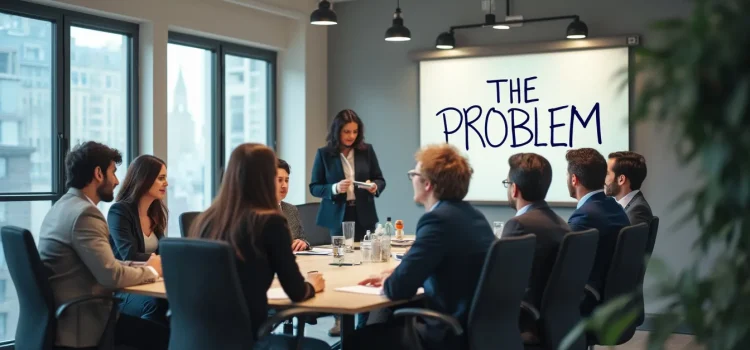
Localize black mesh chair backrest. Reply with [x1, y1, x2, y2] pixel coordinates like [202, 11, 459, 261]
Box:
[296, 203, 330, 246]
[178, 211, 200, 238]
[635, 216, 660, 326]
[1, 226, 56, 350]
[160, 238, 255, 349]
[467, 234, 536, 350]
[538, 229, 599, 350]
[596, 222, 650, 345]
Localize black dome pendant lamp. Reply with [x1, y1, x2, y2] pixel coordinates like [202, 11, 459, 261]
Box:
[385, 0, 411, 42]
[310, 0, 337, 26]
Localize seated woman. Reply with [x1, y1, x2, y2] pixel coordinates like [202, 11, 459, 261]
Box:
[276, 158, 310, 251]
[189, 143, 325, 340]
[107, 154, 170, 326]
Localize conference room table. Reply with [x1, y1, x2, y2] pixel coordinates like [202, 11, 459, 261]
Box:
[122, 241, 417, 350]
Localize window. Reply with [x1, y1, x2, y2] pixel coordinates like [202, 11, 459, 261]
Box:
[0, 2, 138, 345]
[167, 42, 213, 238]
[167, 33, 276, 237]
[223, 53, 274, 160]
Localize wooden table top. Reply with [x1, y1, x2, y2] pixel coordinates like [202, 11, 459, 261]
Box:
[122, 242, 417, 315]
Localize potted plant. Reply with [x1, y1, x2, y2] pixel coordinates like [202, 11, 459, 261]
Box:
[563, 0, 750, 348]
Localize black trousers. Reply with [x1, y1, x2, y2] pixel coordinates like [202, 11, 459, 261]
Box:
[330, 205, 373, 242]
[53, 313, 169, 350]
[116, 292, 170, 327]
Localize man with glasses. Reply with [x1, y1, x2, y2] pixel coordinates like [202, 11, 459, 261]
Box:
[501, 153, 570, 340]
[351, 143, 495, 350]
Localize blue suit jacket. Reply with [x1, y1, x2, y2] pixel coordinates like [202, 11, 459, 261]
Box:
[384, 200, 495, 346]
[308, 144, 385, 233]
[568, 191, 630, 291]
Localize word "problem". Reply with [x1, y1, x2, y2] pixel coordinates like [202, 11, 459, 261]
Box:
[435, 76, 603, 151]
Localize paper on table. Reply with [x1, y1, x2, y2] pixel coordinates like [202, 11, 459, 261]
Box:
[334, 286, 425, 296]
[267, 287, 289, 300]
[294, 247, 332, 256]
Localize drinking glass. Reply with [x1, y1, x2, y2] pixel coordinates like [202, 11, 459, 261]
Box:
[332, 236, 346, 264]
[493, 221, 505, 238]
[342, 221, 355, 252]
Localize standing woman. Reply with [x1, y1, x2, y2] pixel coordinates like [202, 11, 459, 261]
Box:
[107, 154, 170, 326]
[309, 109, 386, 242]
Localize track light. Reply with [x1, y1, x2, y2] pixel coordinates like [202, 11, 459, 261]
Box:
[385, 1, 411, 42]
[310, 0, 337, 26]
[566, 18, 588, 39]
[435, 31, 455, 50]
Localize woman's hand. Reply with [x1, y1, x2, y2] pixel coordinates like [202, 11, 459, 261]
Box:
[292, 239, 308, 251]
[366, 180, 378, 194]
[337, 179, 352, 193]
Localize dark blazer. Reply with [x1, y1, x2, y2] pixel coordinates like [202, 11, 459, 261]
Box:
[502, 201, 570, 307]
[384, 200, 495, 348]
[107, 201, 164, 262]
[568, 191, 630, 291]
[280, 201, 310, 248]
[624, 191, 653, 226]
[308, 143, 386, 233]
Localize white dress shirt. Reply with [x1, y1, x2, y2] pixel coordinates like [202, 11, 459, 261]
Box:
[617, 189, 640, 208]
[332, 150, 356, 201]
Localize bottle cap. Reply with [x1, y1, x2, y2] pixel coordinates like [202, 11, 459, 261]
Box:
[387, 217, 392, 221]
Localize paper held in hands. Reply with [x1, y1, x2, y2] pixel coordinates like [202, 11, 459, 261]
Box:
[267, 287, 289, 300]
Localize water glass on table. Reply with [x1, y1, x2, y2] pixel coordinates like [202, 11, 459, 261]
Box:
[342, 221, 355, 252]
[493, 221, 504, 238]
[332, 236, 346, 264]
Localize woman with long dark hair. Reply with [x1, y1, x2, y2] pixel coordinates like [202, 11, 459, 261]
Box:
[309, 109, 386, 335]
[108, 154, 170, 325]
[190, 143, 325, 340]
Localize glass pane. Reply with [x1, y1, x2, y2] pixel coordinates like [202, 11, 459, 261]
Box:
[0, 13, 53, 194]
[167, 43, 213, 237]
[0, 200, 52, 342]
[69, 26, 129, 217]
[224, 55, 269, 163]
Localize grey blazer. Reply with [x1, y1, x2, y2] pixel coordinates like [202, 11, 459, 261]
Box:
[624, 191, 653, 226]
[280, 201, 310, 248]
[38, 188, 158, 348]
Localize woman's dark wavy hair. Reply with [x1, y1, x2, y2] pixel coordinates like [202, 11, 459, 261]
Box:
[326, 109, 366, 151]
[116, 155, 168, 236]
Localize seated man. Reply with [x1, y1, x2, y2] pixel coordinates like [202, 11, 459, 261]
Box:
[566, 148, 630, 293]
[276, 158, 310, 251]
[351, 144, 495, 350]
[502, 153, 570, 309]
[38, 141, 169, 350]
[605, 151, 653, 226]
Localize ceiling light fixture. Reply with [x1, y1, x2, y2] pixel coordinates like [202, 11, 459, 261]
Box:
[385, 0, 411, 42]
[310, 0, 337, 26]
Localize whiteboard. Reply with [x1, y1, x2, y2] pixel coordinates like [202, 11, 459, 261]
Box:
[419, 47, 630, 204]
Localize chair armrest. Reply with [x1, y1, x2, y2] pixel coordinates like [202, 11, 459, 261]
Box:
[393, 308, 464, 336]
[585, 284, 601, 302]
[256, 308, 325, 338]
[520, 301, 540, 321]
[56, 295, 122, 319]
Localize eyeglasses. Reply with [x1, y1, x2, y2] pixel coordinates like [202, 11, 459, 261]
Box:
[502, 179, 512, 188]
[407, 170, 422, 181]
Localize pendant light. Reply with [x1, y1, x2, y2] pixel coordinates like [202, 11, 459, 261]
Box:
[310, 0, 337, 26]
[566, 18, 588, 39]
[435, 31, 455, 49]
[385, 0, 411, 41]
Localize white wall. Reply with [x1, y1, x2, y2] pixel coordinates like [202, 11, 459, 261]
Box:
[33, 0, 328, 204]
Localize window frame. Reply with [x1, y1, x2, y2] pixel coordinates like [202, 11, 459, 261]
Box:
[0, 2, 139, 348]
[167, 32, 277, 196]
[0, 1, 139, 201]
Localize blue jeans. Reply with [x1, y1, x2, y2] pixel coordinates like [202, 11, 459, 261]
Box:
[116, 292, 170, 327]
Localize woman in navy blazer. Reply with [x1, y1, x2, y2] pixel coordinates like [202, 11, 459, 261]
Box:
[107, 154, 170, 326]
[309, 109, 386, 242]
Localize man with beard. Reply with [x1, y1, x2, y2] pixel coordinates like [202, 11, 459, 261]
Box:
[605, 151, 653, 226]
[38, 141, 168, 350]
[501, 153, 570, 310]
[566, 148, 630, 293]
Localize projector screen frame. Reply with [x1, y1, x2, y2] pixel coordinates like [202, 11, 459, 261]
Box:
[411, 35, 641, 207]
